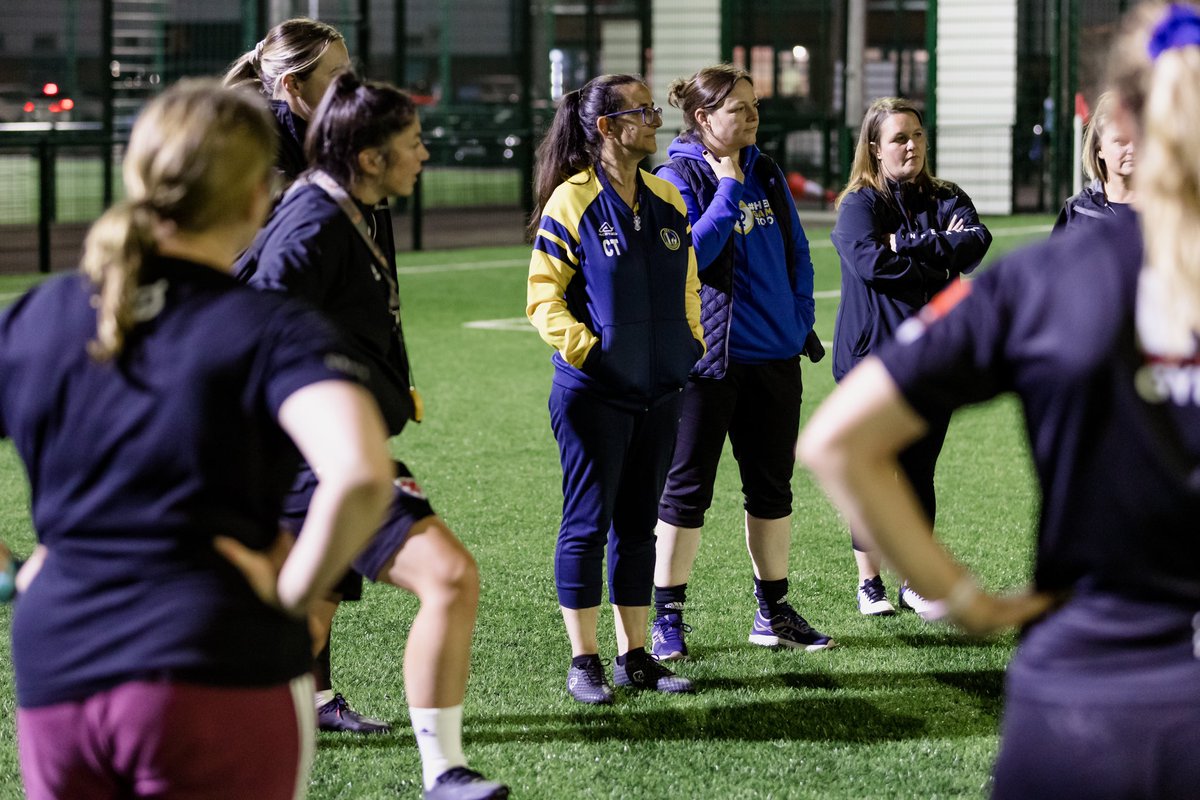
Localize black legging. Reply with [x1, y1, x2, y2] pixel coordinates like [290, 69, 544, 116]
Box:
[851, 409, 951, 551]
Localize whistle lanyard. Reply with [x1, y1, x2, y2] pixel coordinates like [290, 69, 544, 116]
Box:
[301, 170, 402, 328]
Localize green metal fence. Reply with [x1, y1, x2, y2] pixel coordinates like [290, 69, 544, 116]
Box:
[0, 0, 1151, 271]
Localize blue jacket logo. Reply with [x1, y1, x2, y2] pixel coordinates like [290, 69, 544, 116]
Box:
[660, 228, 681, 251]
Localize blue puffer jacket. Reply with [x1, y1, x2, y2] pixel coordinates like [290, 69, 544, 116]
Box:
[831, 179, 991, 381]
[656, 139, 815, 378]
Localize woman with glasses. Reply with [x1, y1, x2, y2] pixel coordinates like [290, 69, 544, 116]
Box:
[648, 64, 833, 661]
[1053, 90, 1137, 235]
[527, 73, 705, 704]
[830, 97, 992, 619]
[803, 3, 1200, 794]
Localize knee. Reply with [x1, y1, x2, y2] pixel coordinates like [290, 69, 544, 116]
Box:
[419, 544, 480, 608]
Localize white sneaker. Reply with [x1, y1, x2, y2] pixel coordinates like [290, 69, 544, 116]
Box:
[857, 576, 896, 616]
[898, 583, 946, 621]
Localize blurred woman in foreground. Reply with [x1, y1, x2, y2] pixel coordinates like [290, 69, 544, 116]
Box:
[802, 2, 1200, 796]
[11, 79, 392, 800]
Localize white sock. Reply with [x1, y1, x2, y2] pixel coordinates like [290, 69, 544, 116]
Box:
[314, 689, 335, 708]
[410, 705, 466, 790]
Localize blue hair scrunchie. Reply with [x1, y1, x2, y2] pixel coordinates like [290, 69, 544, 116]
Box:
[1149, 3, 1200, 60]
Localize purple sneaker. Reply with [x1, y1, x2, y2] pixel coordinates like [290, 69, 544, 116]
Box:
[316, 693, 391, 733]
[748, 604, 835, 652]
[614, 650, 694, 694]
[650, 612, 692, 661]
[567, 658, 615, 705]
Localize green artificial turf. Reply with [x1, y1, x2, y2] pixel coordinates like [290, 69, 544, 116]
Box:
[0, 215, 1055, 799]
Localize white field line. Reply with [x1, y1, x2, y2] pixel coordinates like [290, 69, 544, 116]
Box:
[428, 223, 1054, 331]
[417, 223, 1052, 281]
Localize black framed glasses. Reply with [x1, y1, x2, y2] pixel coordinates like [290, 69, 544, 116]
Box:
[600, 106, 663, 126]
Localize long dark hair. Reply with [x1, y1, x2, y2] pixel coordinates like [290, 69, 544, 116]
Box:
[527, 74, 642, 239]
[306, 71, 417, 188]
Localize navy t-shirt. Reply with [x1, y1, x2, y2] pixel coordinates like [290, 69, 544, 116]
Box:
[876, 212, 1200, 604]
[7, 257, 365, 707]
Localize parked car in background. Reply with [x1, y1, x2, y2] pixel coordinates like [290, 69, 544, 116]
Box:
[423, 105, 524, 167]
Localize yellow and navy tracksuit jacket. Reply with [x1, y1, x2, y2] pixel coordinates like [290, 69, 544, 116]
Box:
[528, 166, 705, 406]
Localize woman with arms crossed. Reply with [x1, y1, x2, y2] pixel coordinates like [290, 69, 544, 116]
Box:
[10, 80, 393, 800]
[650, 64, 832, 660]
[830, 97, 992, 618]
[802, 2, 1200, 796]
[527, 74, 705, 703]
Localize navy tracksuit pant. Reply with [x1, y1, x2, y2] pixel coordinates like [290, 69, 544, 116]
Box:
[549, 381, 683, 609]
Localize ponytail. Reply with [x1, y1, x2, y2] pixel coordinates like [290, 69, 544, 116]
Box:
[80, 202, 157, 360]
[222, 48, 263, 92]
[527, 74, 642, 240]
[222, 18, 343, 99]
[1111, 1, 1200, 355]
[79, 79, 275, 361]
[306, 71, 416, 188]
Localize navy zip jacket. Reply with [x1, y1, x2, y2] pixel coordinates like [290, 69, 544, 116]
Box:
[831, 179, 991, 381]
[1052, 178, 1136, 237]
[270, 100, 308, 183]
[235, 183, 415, 435]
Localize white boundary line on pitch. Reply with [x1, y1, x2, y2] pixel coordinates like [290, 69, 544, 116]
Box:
[414, 223, 1052, 279]
[437, 223, 1051, 331]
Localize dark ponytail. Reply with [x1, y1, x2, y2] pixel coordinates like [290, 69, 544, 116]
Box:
[527, 74, 642, 239]
[306, 71, 417, 187]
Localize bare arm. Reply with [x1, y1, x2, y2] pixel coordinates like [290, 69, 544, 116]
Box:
[216, 380, 393, 617]
[798, 357, 1053, 634]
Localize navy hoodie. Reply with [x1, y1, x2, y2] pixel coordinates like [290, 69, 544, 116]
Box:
[657, 139, 814, 367]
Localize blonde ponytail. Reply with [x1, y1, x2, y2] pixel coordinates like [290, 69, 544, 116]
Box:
[1139, 45, 1200, 354]
[80, 202, 157, 360]
[79, 79, 275, 361]
[1111, 1, 1200, 356]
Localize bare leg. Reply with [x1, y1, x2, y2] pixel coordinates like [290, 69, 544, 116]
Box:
[308, 597, 339, 660]
[854, 547, 882, 583]
[612, 604, 649, 655]
[375, 514, 478, 708]
[745, 514, 791, 581]
[653, 521, 702, 587]
[561, 605, 601, 657]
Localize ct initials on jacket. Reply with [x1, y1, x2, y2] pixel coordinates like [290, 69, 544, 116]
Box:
[656, 140, 815, 378]
[831, 179, 992, 381]
[528, 166, 705, 407]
